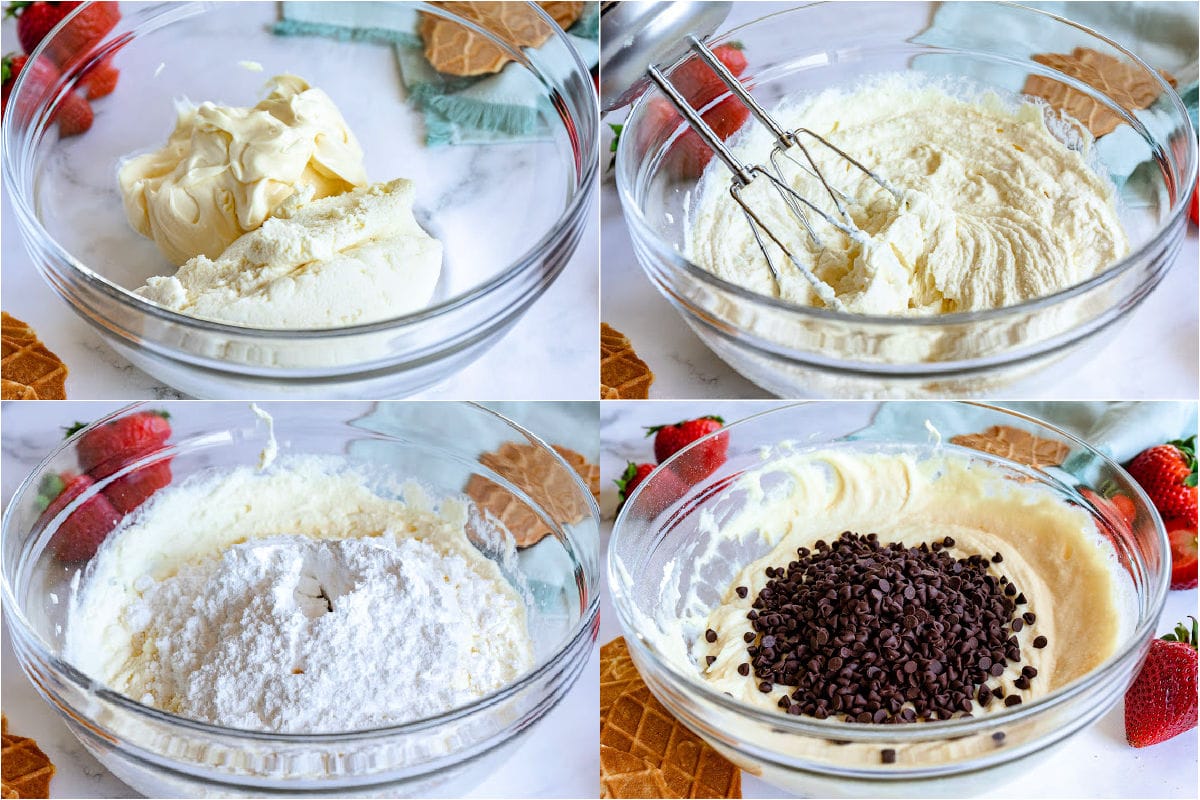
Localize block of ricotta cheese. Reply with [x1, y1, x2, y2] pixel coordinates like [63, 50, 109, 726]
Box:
[135, 179, 443, 329]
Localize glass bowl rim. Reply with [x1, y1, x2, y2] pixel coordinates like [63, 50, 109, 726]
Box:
[615, 0, 1198, 330]
[1, 400, 602, 743]
[607, 399, 1171, 742]
[1, 0, 600, 339]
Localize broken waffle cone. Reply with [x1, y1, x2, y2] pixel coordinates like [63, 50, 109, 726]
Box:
[950, 425, 1070, 470]
[1024, 47, 1176, 138]
[601, 323, 653, 400]
[599, 637, 741, 799]
[0, 314, 67, 400]
[465, 442, 598, 547]
[421, 1, 574, 77]
[1, 726, 55, 799]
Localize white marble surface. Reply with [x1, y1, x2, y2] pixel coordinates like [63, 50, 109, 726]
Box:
[598, 400, 1198, 799]
[599, 1, 1200, 400]
[0, 401, 598, 799]
[0, 4, 599, 400]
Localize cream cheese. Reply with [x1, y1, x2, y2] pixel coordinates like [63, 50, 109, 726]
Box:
[135, 179, 443, 328]
[688, 75, 1129, 315]
[119, 74, 368, 266]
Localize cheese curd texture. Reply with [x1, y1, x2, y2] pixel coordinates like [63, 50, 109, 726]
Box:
[135, 179, 443, 328]
[688, 76, 1129, 315]
[119, 74, 368, 266]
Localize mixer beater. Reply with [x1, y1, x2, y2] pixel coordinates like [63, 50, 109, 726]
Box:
[641, 36, 906, 311]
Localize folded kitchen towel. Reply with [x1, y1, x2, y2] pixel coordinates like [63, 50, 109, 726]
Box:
[273, 1, 599, 146]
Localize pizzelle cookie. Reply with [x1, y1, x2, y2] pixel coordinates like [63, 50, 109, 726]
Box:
[1, 313, 68, 400]
[951, 425, 1070, 470]
[0, 716, 55, 799]
[421, 1, 583, 77]
[599, 638, 741, 799]
[601, 323, 653, 400]
[466, 442, 599, 546]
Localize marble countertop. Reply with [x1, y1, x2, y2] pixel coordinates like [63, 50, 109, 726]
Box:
[598, 400, 1198, 799]
[0, 401, 599, 799]
[599, 1, 1199, 400]
[0, 7, 599, 401]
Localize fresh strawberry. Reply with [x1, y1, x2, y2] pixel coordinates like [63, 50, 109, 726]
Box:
[1125, 617, 1198, 747]
[2, 53, 92, 135]
[1166, 516, 1198, 590]
[616, 462, 656, 505]
[79, 54, 117, 98]
[102, 459, 171, 515]
[667, 43, 748, 108]
[643, 412, 724, 462]
[6, 0, 70, 56]
[1127, 437, 1198, 523]
[69, 410, 171, 475]
[36, 471, 121, 562]
[36, 2, 120, 70]
[67, 410, 173, 514]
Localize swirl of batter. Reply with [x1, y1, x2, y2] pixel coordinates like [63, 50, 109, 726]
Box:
[688, 75, 1129, 315]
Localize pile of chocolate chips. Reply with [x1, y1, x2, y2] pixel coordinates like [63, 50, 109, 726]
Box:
[737, 531, 1043, 722]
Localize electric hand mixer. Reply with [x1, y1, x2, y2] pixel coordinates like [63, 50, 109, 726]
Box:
[600, 1, 903, 311]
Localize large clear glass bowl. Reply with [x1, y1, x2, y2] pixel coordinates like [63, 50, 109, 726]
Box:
[615, 2, 1196, 398]
[3, 2, 597, 399]
[609, 402, 1169, 797]
[2, 401, 599, 797]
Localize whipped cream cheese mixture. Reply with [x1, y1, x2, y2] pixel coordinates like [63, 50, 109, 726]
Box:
[638, 446, 1134, 730]
[67, 452, 534, 733]
[119, 74, 443, 329]
[688, 75, 1129, 315]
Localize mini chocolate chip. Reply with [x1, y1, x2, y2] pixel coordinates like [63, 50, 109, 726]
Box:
[881, 748, 897, 764]
[1004, 695, 1022, 707]
[705, 629, 718, 643]
[1011, 618, 1023, 632]
[992, 731, 1006, 743]
[706, 655, 716, 666]
[1033, 636, 1048, 649]
[992, 552, 1004, 563]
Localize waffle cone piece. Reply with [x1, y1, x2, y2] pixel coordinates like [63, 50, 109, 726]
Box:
[466, 442, 599, 547]
[599, 638, 741, 799]
[421, 2, 582, 77]
[1024, 48, 1176, 138]
[1, 313, 67, 400]
[1, 716, 55, 799]
[950, 425, 1070, 470]
[601, 323, 653, 400]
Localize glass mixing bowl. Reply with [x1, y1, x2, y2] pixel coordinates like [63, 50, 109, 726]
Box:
[3, 2, 597, 399]
[2, 402, 599, 797]
[609, 402, 1169, 797]
[615, 2, 1196, 398]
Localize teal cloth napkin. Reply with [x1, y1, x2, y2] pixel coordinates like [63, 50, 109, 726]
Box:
[274, 1, 599, 147]
[860, 402, 1198, 483]
[911, 2, 1199, 187]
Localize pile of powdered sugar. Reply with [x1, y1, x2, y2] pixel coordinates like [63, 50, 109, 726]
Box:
[120, 533, 534, 732]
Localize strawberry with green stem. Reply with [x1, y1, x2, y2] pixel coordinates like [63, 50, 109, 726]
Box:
[66, 410, 173, 515]
[36, 471, 120, 562]
[1125, 617, 1198, 747]
[1127, 436, 1197, 523]
[2, 52, 92, 135]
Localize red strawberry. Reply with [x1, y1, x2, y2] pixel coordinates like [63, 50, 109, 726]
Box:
[1127, 437, 1198, 523]
[70, 410, 171, 475]
[68, 410, 173, 514]
[22, 2, 122, 70]
[616, 462, 656, 505]
[646, 415, 728, 485]
[1189, 179, 1198, 226]
[79, 54, 117, 98]
[36, 471, 121, 562]
[1, 53, 92, 135]
[6, 0, 70, 55]
[644, 43, 751, 178]
[1166, 516, 1198, 590]
[1125, 617, 1198, 747]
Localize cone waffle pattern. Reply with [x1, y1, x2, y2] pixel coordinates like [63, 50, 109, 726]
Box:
[1, 718, 55, 799]
[951, 425, 1069, 469]
[421, 2, 581, 76]
[601, 323, 653, 399]
[1, 313, 67, 400]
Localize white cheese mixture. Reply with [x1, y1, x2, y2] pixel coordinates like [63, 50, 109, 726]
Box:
[688, 74, 1129, 315]
[67, 457, 533, 733]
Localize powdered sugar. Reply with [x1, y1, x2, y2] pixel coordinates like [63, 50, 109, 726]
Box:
[121, 533, 532, 733]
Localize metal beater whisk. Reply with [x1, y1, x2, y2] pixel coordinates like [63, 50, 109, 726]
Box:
[646, 36, 905, 310]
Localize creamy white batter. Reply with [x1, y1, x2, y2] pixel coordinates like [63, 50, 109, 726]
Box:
[66, 455, 534, 732]
[688, 74, 1129, 315]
